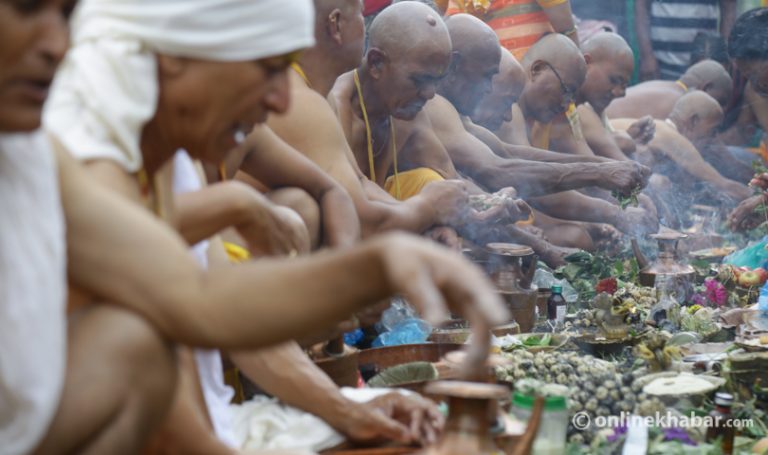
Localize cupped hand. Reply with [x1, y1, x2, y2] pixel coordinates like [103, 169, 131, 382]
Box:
[421, 180, 469, 225]
[728, 194, 768, 231]
[627, 115, 656, 145]
[340, 393, 444, 446]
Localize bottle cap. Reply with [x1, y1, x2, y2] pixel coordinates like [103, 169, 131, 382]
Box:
[512, 393, 567, 411]
[552, 285, 563, 293]
[714, 392, 734, 407]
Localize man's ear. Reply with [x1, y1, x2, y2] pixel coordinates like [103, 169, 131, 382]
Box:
[367, 48, 388, 79]
[688, 113, 700, 132]
[583, 53, 593, 65]
[157, 54, 187, 79]
[702, 81, 714, 93]
[530, 60, 547, 81]
[328, 9, 343, 45]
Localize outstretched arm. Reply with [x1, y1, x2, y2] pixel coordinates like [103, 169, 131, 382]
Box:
[650, 124, 751, 202]
[578, 105, 633, 161]
[436, 121, 645, 196]
[425, 99, 648, 196]
[462, 119, 610, 163]
[58, 146, 506, 359]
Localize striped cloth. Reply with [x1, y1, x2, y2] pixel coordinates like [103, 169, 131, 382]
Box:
[649, 0, 721, 80]
[446, 0, 567, 60]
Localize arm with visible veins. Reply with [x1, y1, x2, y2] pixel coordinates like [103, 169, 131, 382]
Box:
[463, 118, 610, 163]
[423, 101, 646, 196]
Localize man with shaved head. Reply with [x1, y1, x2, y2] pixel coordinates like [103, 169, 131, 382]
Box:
[611, 91, 751, 208]
[606, 59, 734, 119]
[268, 0, 469, 244]
[415, 21, 657, 238]
[470, 48, 527, 133]
[333, 7, 657, 256]
[542, 33, 656, 161]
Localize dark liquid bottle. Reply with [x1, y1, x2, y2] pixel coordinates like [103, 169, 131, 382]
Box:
[706, 392, 734, 454]
[547, 285, 566, 327]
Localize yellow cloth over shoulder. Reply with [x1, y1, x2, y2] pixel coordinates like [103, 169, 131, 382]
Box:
[385, 167, 445, 200]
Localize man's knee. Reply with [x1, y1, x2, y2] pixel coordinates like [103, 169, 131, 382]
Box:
[268, 187, 320, 249]
[35, 306, 177, 455]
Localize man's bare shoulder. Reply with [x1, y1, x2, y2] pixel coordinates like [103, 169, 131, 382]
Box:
[423, 95, 463, 130]
[328, 71, 354, 112]
[273, 76, 340, 129]
[627, 80, 675, 95]
[577, 104, 606, 132]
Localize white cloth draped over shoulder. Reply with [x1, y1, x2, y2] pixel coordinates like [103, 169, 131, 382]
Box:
[44, 0, 315, 173]
[0, 132, 67, 455]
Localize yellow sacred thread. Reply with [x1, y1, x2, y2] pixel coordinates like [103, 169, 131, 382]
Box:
[353, 69, 400, 198]
[291, 63, 311, 88]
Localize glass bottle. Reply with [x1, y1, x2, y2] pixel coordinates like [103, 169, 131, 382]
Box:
[706, 392, 735, 454]
[649, 274, 676, 326]
[547, 285, 566, 329]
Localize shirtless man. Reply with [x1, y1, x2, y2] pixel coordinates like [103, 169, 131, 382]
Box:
[265, 0, 504, 245]
[333, 8, 650, 234]
[330, 3, 611, 263]
[606, 59, 734, 119]
[9, 2, 504, 454]
[726, 8, 768, 232]
[466, 45, 628, 251]
[423, 19, 657, 238]
[611, 91, 752, 207]
[547, 33, 656, 161]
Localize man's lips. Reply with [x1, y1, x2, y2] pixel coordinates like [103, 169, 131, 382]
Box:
[11, 78, 52, 104]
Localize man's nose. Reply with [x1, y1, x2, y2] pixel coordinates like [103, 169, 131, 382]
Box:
[264, 71, 291, 114]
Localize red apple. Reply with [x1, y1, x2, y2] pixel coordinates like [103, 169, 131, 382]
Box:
[755, 268, 768, 284]
[739, 271, 763, 287]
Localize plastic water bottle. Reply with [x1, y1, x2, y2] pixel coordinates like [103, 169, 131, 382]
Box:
[759, 282, 768, 311]
[755, 283, 768, 331]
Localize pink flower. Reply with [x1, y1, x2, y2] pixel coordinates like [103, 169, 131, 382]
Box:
[704, 278, 727, 307]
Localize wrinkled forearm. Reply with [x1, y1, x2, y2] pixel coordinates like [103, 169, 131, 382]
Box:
[504, 144, 609, 163]
[466, 158, 603, 197]
[528, 191, 622, 225]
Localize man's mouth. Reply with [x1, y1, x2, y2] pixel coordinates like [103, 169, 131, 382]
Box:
[13, 78, 52, 104]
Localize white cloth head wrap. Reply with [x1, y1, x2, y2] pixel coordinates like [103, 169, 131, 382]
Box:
[44, 0, 315, 173]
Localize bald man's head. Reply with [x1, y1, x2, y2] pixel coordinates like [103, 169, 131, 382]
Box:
[438, 14, 502, 115]
[313, 0, 365, 73]
[364, 1, 452, 119]
[669, 91, 724, 142]
[471, 49, 526, 131]
[519, 33, 587, 123]
[579, 32, 634, 112]
[679, 59, 733, 106]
